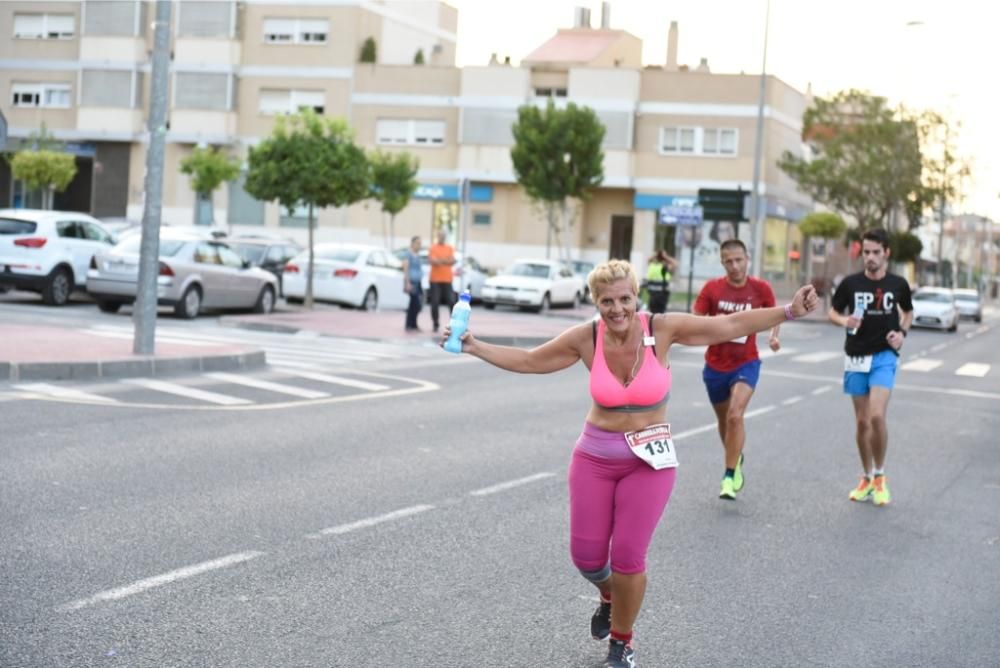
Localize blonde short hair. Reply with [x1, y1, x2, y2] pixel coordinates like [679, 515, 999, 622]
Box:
[588, 259, 639, 301]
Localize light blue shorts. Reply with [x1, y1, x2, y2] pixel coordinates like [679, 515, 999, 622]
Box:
[843, 349, 898, 396]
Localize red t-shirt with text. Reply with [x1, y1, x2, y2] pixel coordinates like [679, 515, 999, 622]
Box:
[693, 276, 776, 372]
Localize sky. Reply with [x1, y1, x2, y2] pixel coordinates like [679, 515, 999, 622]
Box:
[448, 0, 996, 221]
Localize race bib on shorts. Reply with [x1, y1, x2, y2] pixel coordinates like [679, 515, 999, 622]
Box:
[844, 354, 873, 373]
[624, 423, 678, 470]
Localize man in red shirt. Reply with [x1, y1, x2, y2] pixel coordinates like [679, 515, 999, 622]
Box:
[693, 239, 780, 500]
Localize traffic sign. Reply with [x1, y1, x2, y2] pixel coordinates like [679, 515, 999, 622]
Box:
[659, 204, 703, 226]
[697, 188, 749, 222]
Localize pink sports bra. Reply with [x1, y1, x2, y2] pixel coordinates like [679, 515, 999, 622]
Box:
[590, 313, 672, 413]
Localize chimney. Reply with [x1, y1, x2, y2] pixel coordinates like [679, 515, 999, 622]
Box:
[696, 57, 710, 73]
[574, 6, 591, 29]
[666, 21, 678, 71]
[600, 2, 611, 29]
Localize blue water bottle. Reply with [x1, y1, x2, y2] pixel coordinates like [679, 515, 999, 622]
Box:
[444, 291, 472, 354]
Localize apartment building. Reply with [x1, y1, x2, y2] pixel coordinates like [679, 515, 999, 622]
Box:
[0, 1, 814, 284]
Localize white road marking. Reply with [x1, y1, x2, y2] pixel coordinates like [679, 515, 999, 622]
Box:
[901, 358, 943, 372]
[203, 372, 329, 399]
[82, 328, 226, 347]
[811, 385, 833, 395]
[931, 343, 948, 352]
[56, 551, 264, 612]
[274, 369, 391, 391]
[469, 472, 556, 497]
[673, 405, 774, 440]
[955, 363, 991, 377]
[791, 351, 841, 363]
[744, 405, 776, 418]
[781, 396, 804, 406]
[13, 383, 118, 404]
[308, 504, 435, 538]
[121, 378, 252, 405]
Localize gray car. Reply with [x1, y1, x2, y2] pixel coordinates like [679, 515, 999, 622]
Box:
[952, 288, 983, 322]
[86, 230, 279, 318]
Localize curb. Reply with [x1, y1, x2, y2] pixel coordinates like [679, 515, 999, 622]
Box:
[5, 351, 266, 382]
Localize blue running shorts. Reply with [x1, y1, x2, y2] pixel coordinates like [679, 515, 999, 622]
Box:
[843, 349, 898, 396]
[702, 359, 762, 405]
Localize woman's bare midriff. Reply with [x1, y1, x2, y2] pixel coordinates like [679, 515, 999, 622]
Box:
[585, 404, 669, 434]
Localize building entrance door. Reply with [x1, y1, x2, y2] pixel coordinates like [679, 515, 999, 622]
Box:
[609, 215, 633, 260]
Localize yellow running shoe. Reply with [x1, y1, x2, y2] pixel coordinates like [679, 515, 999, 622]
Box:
[720, 476, 737, 500]
[849, 476, 874, 502]
[872, 475, 891, 506]
[733, 454, 745, 492]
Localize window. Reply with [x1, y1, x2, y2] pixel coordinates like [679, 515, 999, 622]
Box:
[473, 212, 491, 226]
[259, 89, 325, 115]
[13, 13, 75, 39]
[660, 126, 737, 156]
[12, 83, 72, 109]
[81, 70, 134, 108]
[703, 128, 738, 155]
[534, 88, 567, 98]
[175, 72, 231, 110]
[263, 17, 328, 44]
[376, 119, 445, 146]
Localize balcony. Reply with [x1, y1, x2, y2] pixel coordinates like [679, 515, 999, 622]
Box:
[79, 36, 146, 64]
[174, 38, 241, 68]
[169, 110, 238, 142]
[76, 108, 145, 138]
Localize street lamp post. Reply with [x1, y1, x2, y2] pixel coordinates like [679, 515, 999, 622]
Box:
[749, 0, 771, 278]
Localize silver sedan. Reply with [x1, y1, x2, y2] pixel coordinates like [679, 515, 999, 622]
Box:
[86, 230, 279, 318]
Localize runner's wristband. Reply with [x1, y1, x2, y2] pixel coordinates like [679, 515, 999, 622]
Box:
[783, 304, 796, 321]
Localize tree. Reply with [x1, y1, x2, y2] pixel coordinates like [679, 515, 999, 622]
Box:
[413, 49, 425, 65]
[369, 150, 419, 250]
[244, 110, 370, 308]
[360, 37, 376, 63]
[179, 146, 240, 227]
[798, 211, 846, 298]
[888, 229, 923, 265]
[778, 89, 926, 232]
[511, 100, 605, 261]
[10, 150, 76, 210]
[919, 111, 970, 283]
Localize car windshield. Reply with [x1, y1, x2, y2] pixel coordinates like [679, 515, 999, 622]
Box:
[571, 261, 594, 274]
[914, 292, 952, 303]
[0, 217, 38, 234]
[315, 248, 361, 262]
[953, 290, 979, 302]
[505, 263, 551, 278]
[115, 237, 186, 256]
[228, 244, 266, 264]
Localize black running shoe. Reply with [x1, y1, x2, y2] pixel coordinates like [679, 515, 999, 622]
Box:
[604, 638, 636, 668]
[591, 600, 611, 640]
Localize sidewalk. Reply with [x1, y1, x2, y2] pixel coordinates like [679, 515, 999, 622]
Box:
[1, 297, 830, 383]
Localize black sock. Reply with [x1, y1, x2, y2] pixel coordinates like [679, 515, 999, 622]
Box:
[725, 468, 735, 479]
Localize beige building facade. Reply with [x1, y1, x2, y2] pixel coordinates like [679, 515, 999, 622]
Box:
[1, 1, 814, 285]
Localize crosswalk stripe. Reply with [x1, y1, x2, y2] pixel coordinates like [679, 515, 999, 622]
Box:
[13, 383, 119, 403]
[275, 369, 391, 391]
[955, 363, 991, 377]
[121, 378, 252, 405]
[901, 358, 943, 372]
[83, 329, 226, 347]
[791, 351, 841, 363]
[203, 372, 329, 399]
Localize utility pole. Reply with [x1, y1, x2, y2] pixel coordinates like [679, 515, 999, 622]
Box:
[749, 0, 770, 277]
[133, 0, 171, 354]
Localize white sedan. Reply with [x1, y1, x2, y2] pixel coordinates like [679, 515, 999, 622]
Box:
[283, 243, 408, 310]
[481, 259, 586, 312]
[911, 287, 959, 332]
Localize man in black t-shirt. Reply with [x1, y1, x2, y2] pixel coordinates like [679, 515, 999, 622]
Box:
[828, 228, 913, 507]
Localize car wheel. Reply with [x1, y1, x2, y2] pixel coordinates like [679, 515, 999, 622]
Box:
[975, 315, 982, 323]
[174, 285, 202, 319]
[253, 286, 276, 314]
[948, 319, 958, 332]
[96, 300, 122, 314]
[484, 302, 496, 310]
[286, 296, 303, 305]
[42, 267, 72, 306]
[360, 287, 378, 311]
[535, 293, 551, 314]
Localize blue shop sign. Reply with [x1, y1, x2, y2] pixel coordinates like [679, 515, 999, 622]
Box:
[413, 183, 493, 203]
[634, 193, 698, 210]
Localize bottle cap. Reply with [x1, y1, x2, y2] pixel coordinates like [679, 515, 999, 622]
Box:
[459, 291, 472, 302]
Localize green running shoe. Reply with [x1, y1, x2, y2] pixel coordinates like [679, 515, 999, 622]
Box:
[848, 476, 874, 502]
[733, 454, 745, 492]
[720, 476, 737, 500]
[872, 475, 891, 506]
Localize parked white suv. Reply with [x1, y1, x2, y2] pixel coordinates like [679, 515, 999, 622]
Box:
[0, 209, 116, 305]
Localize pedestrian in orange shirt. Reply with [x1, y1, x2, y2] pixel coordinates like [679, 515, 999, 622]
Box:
[428, 229, 456, 332]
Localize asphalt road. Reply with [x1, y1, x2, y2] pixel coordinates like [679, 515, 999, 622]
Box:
[2, 310, 999, 667]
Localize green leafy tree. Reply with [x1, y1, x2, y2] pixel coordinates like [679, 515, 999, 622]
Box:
[10, 150, 76, 210]
[369, 150, 419, 249]
[798, 211, 846, 298]
[244, 110, 370, 308]
[778, 89, 926, 231]
[360, 37, 377, 63]
[888, 230, 923, 265]
[413, 49, 425, 65]
[919, 111, 970, 283]
[511, 100, 605, 260]
[179, 146, 241, 226]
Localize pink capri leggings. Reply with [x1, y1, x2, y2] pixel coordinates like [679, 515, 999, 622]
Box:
[568, 421, 677, 578]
